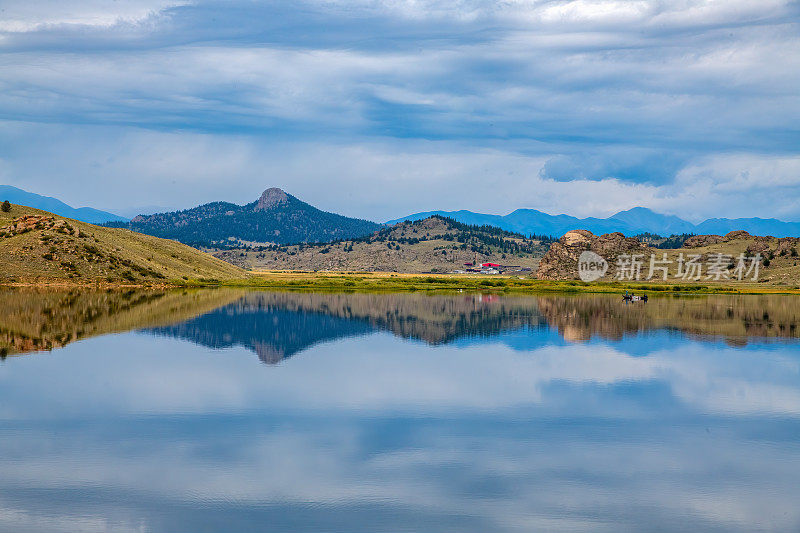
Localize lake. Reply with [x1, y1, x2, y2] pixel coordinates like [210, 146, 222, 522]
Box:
[1, 288, 799, 532]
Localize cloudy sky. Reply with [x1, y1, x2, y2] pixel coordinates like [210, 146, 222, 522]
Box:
[0, 0, 798, 221]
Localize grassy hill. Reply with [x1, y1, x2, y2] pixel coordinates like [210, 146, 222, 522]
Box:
[670, 232, 800, 286]
[605, 231, 800, 287]
[215, 215, 553, 273]
[0, 204, 246, 285]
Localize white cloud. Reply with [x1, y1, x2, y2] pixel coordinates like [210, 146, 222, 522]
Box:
[6, 121, 800, 222]
[0, 0, 188, 32]
[0, 0, 797, 218]
[656, 154, 800, 221]
[0, 122, 661, 220]
[2, 328, 799, 418]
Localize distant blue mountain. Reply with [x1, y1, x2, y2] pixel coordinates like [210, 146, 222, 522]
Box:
[694, 217, 800, 237]
[606, 207, 696, 235]
[387, 207, 800, 238]
[0, 185, 127, 224]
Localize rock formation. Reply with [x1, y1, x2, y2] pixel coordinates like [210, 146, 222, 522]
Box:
[536, 230, 649, 280]
[254, 187, 289, 211]
[0, 215, 79, 238]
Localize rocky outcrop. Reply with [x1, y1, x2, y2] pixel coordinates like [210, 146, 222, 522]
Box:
[724, 230, 751, 240]
[0, 215, 79, 238]
[254, 187, 289, 211]
[744, 236, 800, 256]
[685, 231, 797, 252]
[536, 227, 800, 283]
[776, 237, 800, 254]
[536, 230, 649, 280]
[746, 238, 772, 255]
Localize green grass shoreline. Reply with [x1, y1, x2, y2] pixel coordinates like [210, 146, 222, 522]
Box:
[3, 272, 799, 295]
[163, 273, 800, 295]
[237, 279, 799, 295]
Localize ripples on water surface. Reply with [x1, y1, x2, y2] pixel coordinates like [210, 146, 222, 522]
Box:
[0, 288, 799, 532]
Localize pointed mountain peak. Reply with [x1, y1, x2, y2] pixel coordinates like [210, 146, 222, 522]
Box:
[610, 206, 656, 217]
[255, 187, 290, 211]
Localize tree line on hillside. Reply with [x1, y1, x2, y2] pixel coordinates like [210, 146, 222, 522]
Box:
[104, 198, 381, 248]
[634, 232, 695, 248]
[239, 215, 551, 256]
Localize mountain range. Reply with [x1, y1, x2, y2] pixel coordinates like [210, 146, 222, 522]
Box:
[0, 185, 127, 224]
[109, 187, 382, 247]
[388, 206, 800, 238]
[6, 183, 800, 242]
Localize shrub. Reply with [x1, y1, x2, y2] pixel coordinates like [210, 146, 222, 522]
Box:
[1, 200, 10, 212]
[83, 244, 102, 256]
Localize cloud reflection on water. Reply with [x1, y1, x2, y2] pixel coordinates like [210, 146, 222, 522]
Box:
[0, 291, 799, 531]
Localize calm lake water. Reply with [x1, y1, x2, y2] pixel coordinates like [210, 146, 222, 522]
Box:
[1, 289, 799, 532]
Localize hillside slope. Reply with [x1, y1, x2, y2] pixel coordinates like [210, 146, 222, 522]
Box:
[215, 215, 551, 273]
[112, 188, 382, 247]
[0, 204, 245, 284]
[0, 185, 127, 224]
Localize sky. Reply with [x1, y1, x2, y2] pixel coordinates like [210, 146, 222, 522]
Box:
[0, 0, 798, 222]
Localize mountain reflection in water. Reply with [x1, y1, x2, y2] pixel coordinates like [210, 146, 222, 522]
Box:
[0, 289, 800, 363]
[2, 288, 800, 532]
[146, 292, 800, 363]
[2, 288, 799, 360]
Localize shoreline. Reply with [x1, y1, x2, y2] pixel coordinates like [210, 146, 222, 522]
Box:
[2, 271, 799, 295]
